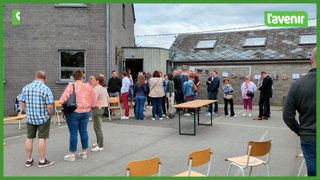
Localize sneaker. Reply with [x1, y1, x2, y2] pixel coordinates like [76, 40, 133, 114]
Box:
[151, 118, 156, 121]
[214, 112, 218, 116]
[159, 118, 163, 120]
[78, 152, 88, 159]
[132, 102, 135, 106]
[91, 146, 103, 152]
[248, 114, 252, 117]
[89, 117, 93, 121]
[225, 115, 230, 117]
[92, 143, 98, 148]
[184, 113, 191, 117]
[121, 116, 129, 120]
[38, 159, 54, 167]
[242, 113, 246, 117]
[64, 154, 76, 162]
[232, 115, 237, 117]
[205, 112, 211, 117]
[25, 159, 35, 167]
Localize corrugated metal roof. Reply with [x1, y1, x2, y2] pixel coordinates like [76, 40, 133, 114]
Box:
[170, 27, 316, 62]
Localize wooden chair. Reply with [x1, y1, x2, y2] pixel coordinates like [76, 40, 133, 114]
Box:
[108, 96, 122, 121]
[4, 114, 26, 130]
[175, 147, 213, 176]
[296, 153, 305, 176]
[225, 140, 272, 176]
[54, 100, 62, 125]
[126, 157, 161, 176]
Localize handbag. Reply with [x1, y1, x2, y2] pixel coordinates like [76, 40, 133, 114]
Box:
[61, 83, 77, 113]
[246, 90, 254, 98]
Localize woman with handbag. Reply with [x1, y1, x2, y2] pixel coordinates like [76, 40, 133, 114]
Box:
[240, 75, 257, 117]
[90, 74, 109, 152]
[222, 78, 236, 117]
[60, 70, 98, 161]
[148, 71, 165, 120]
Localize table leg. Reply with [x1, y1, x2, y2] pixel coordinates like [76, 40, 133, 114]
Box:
[178, 108, 181, 135]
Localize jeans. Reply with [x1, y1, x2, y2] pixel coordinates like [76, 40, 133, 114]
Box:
[301, 140, 316, 176]
[65, 112, 90, 152]
[121, 92, 129, 117]
[151, 97, 162, 118]
[161, 96, 167, 115]
[135, 95, 146, 120]
[92, 108, 104, 147]
[109, 92, 119, 97]
[208, 92, 218, 113]
[129, 86, 134, 103]
[224, 98, 235, 116]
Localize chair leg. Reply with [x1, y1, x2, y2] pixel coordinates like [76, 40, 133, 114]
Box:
[57, 113, 61, 125]
[108, 109, 111, 122]
[297, 159, 305, 176]
[264, 164, 270, 176]
[249, 167, 253, 176]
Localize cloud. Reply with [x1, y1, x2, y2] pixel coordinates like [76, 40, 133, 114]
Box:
[134, 4, 317, 48]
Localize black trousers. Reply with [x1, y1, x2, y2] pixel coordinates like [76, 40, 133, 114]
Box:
[208, 92, 218, 113]
[259, 97, 270, 117]
[224, 98, 235, 116]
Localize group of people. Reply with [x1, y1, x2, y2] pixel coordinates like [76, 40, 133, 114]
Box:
[17, 47, 316, 176]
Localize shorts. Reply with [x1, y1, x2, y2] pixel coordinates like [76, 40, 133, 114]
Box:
[27, 118, 51, 139]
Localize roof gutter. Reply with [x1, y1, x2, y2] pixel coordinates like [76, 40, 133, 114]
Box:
[105, 4, 110, 80]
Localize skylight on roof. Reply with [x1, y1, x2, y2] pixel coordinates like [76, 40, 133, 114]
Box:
[243, 37, 267, 47]
[195, 40, 217, 49]
[299, 34, 316, 45]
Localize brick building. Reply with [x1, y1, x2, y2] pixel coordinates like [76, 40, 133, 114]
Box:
[4, 4, 135, 115]
[170, 27, 316, 106]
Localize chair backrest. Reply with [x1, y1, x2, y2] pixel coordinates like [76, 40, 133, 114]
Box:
[109, 97, 120, 105]
[247, 140, 272, 157]
[54, 100, 62, 108]
[188, 147, 212, 167]
[126, 157, 161, 177]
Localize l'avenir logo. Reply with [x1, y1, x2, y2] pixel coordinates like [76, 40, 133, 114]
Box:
[265, 11, 308, 27]
[12, 9, 21, 25]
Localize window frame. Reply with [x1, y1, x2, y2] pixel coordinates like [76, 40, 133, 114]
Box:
[58, 50, 86, 82]
[195, 39, 218, 50]
[299, 34, 316, 45]
[243, 36, 267, 47]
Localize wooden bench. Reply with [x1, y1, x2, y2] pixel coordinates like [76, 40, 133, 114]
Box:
[4, 114, 26, 130]
[173, 100, 217, 136]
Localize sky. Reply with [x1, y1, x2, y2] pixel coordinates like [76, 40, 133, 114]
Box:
[134, 4, 317, 49]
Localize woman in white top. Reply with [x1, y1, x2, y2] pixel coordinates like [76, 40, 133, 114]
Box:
[90, 74, 109, 152]
[240, 75, 257, 117]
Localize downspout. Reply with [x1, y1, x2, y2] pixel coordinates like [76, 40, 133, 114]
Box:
[105, 4, 110, 80]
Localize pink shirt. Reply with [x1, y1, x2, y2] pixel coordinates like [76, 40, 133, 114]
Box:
[243, 82, 250, 99]
[60, 81, 98, 113]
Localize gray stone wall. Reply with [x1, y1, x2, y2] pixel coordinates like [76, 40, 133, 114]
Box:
[175, 62, 311, 107]
[4, 4, 135, 116]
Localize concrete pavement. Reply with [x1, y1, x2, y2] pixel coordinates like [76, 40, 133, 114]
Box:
[3, 105, 305, 176]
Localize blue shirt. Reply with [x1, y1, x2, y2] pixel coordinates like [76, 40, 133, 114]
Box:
[183, 80, 194, 96]
[19, 80, 54, 125]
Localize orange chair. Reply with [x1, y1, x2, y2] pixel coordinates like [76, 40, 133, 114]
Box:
[108, 97, 122, 121]
[225, 140, 272, 176]
[54, 100, 62, 125]
[175, 147, 213, 176]
[126, 157, 161, 176]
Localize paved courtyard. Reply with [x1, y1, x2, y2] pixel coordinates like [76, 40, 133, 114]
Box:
[3, 105, 305, 176]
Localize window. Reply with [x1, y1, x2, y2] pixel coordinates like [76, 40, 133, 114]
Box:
[54, 4, 87, 8]
[299, 34, 316, 45]
[122, 4, 126, 26]
[195, 40, 217, 49]
[59, 50, 85, 81]
[243, 37, 267, 47]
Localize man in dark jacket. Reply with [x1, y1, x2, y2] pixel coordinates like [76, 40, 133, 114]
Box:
[173, 70, 183, 105]
[206, 71, 220, 116]
[283, 47, 316, 176]
[108, 70, 122, 97]
[254, 71, 273, 120]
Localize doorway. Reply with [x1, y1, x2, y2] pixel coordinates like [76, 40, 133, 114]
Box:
[125, 59, 143, 83]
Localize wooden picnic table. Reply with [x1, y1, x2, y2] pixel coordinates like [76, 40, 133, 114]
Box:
[173, 100, 217, 136]
[3, 114, 26, 130]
